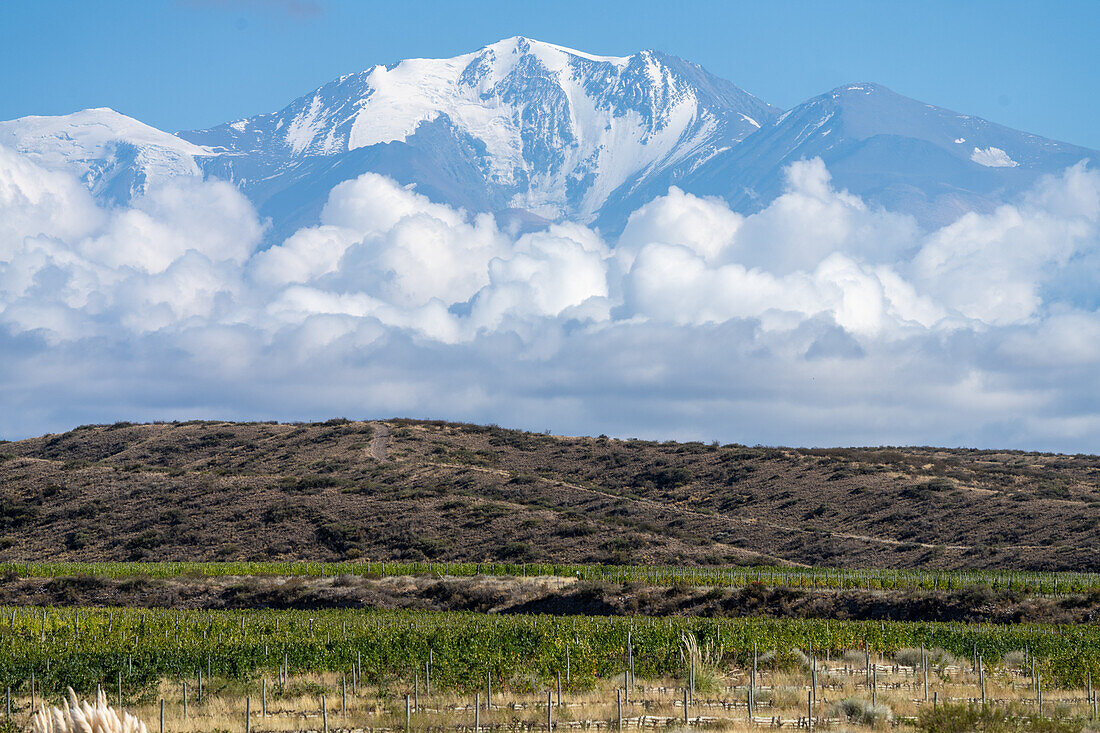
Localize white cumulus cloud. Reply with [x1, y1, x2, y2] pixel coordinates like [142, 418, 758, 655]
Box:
[1, 142, 1100, 451]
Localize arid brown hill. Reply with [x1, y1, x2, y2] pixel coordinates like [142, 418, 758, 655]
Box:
[2, 419, 1099, 571]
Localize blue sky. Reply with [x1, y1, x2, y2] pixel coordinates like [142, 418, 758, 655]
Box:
[2, 0, 1100, 450]
[2, 0, 1098, 148]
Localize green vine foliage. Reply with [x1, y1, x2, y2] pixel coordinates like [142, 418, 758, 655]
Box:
[1, 607, 1098, 700]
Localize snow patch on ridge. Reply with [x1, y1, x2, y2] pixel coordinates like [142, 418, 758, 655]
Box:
[971, 146, 1019, 168]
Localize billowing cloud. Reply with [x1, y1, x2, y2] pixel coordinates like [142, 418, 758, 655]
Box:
[2, 143, 1099, 451]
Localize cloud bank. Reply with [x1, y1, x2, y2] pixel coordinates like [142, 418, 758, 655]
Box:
[2, 143, 1099, 451]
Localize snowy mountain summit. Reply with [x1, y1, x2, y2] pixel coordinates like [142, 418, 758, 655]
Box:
[180, 37, 778, 234]
[1, 38, 1094, 237]
[0, 107, 211, 206]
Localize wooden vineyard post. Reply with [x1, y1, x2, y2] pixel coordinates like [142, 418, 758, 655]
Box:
[922, 646, 928, 701]
[557, 671, 561, 706]
[487, 670, 492, 709]
[750, 667, 756, 716]
[198, 670, 202, 705]
[413, 675, 418, 713]
[475, 692, 480, 733]
[404, 694, 410, 731]
[342, 676, 347, 717]
[872, 666, 877, 707]
[865, 648, 870, 692]
[547, 690, 552, 732]
[624, 670, 629, 703]
[979, 656, 986, 709]
[245, 697, 250, 733]
[810, 656, 817, 706]
[262, 679, 267, 718]
[118, 671, 123, 707]
[617, 689, 622, 731]
[628, 630, 634, 689]
[807, 690, 813, 732]
[752, 642, 758, 709]
[933, 691, 938, 711]
[683, 687, 689, 724]
[182, 682, 188, 719]
[323, 695, 329, 733]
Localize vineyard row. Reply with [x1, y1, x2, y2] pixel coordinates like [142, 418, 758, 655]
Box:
[2, 561, 1099, 595]
[3, 607, 1100, 696]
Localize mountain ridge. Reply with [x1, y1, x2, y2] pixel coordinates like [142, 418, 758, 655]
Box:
[0, 37, 1094, 237]
[687, 81, 1097, 227]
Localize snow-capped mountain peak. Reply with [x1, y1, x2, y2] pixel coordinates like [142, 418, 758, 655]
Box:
[1, 40, 1093, 238]
[464, 36, 632, 78]
[0, 107, 211, 205]
[180, 37, 779, 224]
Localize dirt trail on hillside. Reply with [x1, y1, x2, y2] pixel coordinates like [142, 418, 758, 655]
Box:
[369, 422, 391, 461]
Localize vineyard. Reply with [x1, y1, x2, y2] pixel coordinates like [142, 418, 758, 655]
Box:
[4, 561, 1100, 596]
[5, 607, 1100, 731]
[6, 413, 1100, 731]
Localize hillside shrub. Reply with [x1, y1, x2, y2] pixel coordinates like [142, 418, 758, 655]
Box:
[916, 703, 1085, 733]
[832, 697, 892, 727]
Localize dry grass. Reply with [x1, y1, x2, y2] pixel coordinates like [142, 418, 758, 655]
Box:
[31, 688, 148, 733]
[7, 653, 1097, 733]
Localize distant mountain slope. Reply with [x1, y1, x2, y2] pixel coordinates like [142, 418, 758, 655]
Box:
[0, 41, 1094, 238]
[2, 419, 1099, 571]
[687, 83, 1097, 227]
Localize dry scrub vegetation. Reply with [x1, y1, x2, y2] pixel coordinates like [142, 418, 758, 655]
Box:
[2, 419, 1100, 570]
[3, 574, 1100, 625]
[10, 655, 1100, 733]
